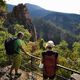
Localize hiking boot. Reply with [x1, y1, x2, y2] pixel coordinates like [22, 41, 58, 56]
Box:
[15, 73, 22, 78]
[6, 73, 14, 78]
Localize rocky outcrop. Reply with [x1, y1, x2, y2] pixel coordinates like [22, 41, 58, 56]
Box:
[12, 4, 31, 28]
[4, 3, 37, 41]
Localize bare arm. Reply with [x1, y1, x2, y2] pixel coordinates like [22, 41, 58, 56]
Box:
[19, 45, 32, 56]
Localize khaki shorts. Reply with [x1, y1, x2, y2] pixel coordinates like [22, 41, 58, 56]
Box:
[12, 54, 22, 69]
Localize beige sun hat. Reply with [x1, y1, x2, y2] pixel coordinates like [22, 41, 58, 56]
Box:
[45, 40, 55, 48]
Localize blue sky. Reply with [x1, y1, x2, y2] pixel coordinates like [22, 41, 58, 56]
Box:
[6, 0, 80, 14]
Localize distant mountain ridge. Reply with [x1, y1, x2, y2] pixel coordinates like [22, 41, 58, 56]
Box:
[7, 3, 80, 19]
[7, 4, 14, 12]
[43, 12, 80, 34]
[7, 3, 80, 45]
[7, 3, 50, 17]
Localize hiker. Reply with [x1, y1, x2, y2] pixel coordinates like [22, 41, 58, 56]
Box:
[41, 40, 58, 80]
[7, 32, 27, 77]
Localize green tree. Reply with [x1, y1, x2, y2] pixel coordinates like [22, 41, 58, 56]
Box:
[14, 24, 31, 42]
[56, 40, 70, 58]
[0, 0, 7, 12]
[72, 42, 80, 56]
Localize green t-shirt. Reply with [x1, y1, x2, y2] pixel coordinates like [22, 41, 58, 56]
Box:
[14, 39, 23, 54]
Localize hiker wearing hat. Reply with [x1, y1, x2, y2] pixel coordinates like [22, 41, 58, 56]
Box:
[41, 40, 58, 80]
[7, 32, 27, 78]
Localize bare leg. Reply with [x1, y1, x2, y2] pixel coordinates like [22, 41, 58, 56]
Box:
[15, 68, 18, 74]
[9, 66, 14, 74]
[15, 67, 21, 77]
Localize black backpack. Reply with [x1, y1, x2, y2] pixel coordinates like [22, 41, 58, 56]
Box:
[4, 37, 17, 55]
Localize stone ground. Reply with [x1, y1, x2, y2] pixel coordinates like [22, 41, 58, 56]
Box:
[0, 66, 43, 80]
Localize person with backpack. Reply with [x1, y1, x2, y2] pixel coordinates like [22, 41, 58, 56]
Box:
[5, 36, 19, 66]
[6, 32, 27, 77]
[41, 40, 58, 80]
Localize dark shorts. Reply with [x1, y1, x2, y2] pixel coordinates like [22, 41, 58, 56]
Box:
[43, 74, 55, 79]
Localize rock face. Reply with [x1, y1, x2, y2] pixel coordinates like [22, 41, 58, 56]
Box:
[4, 3, 37, 41]
[12, 4, 31, 29]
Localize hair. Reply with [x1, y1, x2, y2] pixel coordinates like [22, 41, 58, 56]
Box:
[46, 46, 52, 49]
[17, 32, 24, 37]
